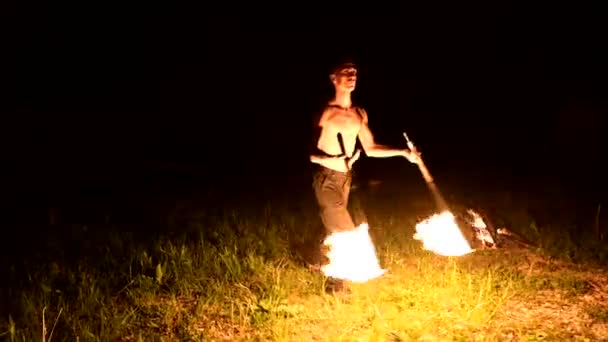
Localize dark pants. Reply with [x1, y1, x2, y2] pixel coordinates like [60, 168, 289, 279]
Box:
[312, 165, 356, 233]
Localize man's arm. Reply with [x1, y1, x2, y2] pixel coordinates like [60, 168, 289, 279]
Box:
[357, 109, 420, 163]
[357, 109, 409, 158]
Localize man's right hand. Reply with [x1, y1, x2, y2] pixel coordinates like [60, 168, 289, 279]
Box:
[347, 149, 361, 169]
[337, 149, 361, 170]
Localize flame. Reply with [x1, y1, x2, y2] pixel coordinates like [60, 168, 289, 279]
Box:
[467, 209, 496, 247]
[413, 211, 473, 256]
[321, 223, 386, 283]
[468, 209, 486, 229]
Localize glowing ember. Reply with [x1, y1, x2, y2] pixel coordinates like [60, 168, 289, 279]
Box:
[321, 223, 386, 283]
[413, 211, 474, 256]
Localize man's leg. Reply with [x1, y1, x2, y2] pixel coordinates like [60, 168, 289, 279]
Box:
[345, 171, 368, 226]
[313, 168, 356, 233]
[342, 170, 352, 208]
[312, 168, 356, 292]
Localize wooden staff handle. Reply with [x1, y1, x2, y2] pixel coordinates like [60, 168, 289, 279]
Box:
[403, 133, 434, 183]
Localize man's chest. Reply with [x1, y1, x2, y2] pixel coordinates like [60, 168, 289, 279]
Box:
[325, 109, 362, 132]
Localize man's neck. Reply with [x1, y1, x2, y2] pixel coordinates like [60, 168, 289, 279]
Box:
[331, 90, 352, 109]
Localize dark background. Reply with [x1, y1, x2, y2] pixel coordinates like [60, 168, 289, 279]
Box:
[2, 4, 606, 225]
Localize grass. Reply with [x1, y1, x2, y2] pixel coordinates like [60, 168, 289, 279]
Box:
[1, 186, 608, 341]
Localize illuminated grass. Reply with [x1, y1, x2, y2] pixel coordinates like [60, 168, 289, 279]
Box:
[1, 195, 607, 340]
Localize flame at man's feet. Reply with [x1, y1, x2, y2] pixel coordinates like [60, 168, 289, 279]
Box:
[321, 223, 386, 283]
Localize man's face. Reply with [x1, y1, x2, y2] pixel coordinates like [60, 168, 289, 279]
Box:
[331, 66, 357, 92]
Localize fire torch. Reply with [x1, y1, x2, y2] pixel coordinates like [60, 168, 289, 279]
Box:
[403, 132, 450, 213]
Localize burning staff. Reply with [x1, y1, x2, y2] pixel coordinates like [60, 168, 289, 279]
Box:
[404, 132, 474, 256]
[403, 132, 449, 213]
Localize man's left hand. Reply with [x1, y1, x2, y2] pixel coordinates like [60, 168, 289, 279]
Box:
[403, 149, 422, 164]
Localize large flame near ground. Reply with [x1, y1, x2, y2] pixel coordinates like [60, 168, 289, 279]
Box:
[413, 211, 474, 256]
[321, 223, 386, 283]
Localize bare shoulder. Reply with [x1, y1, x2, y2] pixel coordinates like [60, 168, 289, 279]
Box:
[354, 105, 369, 123]
[312, 104, 330, 126]
[318, 104, 339, 126]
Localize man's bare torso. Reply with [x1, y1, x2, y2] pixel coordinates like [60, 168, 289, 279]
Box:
[315, 104, 363, 172]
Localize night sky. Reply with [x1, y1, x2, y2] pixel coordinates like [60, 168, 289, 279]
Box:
[3, 5, 607, 222]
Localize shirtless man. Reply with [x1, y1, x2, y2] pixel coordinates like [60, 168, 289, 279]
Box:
[310, 59, 420, 234]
